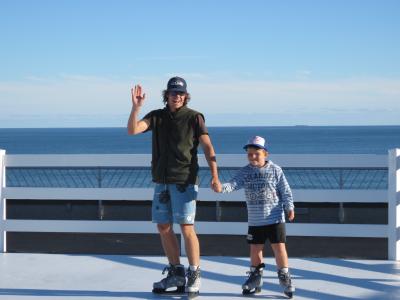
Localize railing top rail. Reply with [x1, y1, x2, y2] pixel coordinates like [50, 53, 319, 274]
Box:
[4, 153, 388, 168]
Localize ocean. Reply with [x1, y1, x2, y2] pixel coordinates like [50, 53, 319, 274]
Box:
[2, 126, 396, 189]
[1, 126, 400, 154]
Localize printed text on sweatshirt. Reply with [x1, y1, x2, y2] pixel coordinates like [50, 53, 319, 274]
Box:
[222, 161, 294, 226]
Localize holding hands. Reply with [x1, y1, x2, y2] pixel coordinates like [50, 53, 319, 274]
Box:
[287, 210, 295, 222]
[211, 177, 222, 193]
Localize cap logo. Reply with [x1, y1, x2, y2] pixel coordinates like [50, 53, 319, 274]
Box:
[253, 137, 263, 144]
[170, 80, 184, 87]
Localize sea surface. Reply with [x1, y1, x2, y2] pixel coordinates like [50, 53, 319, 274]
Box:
[1, 126, 396, 189]
[0, 126, 400, 154]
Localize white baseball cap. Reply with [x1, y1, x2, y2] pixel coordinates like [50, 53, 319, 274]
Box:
[243, 136, 268, 151]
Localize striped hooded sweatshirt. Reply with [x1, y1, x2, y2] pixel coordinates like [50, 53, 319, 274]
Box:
[222, 160, 294, 226]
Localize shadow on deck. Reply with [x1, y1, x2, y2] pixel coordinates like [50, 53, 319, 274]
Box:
[0, 254, 399, 300]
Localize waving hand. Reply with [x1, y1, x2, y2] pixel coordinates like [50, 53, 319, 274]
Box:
[131, 84, 146, 109]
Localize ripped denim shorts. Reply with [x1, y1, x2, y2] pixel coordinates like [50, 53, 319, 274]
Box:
[152, 183, 198, 224]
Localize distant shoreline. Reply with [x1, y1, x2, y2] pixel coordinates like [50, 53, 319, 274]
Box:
[1, 124, 400, 130]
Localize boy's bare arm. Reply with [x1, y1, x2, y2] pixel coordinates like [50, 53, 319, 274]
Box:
[199, 134, 221, 192]
[127, 84, 150, 135]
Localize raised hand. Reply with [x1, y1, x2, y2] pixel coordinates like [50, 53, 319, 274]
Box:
[131, 84, 146, 109]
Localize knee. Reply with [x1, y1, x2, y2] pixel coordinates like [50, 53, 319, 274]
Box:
[157, 223, 173, 235]
[180, 224, 196, 239]
[272, 244, 287, 256]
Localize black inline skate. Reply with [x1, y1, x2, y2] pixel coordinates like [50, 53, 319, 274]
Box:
[186, 267, 201, 298]
[242, 263, 265, 295]
[277, 268, 295, 298]
[152, 264, 186, 294]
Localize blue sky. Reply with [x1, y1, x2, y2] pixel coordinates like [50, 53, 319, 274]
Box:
[1, 0, 399, 127]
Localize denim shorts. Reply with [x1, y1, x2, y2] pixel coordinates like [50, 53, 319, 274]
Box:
[152, 183, 198, 224]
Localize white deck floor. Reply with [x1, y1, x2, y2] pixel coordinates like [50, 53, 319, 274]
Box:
[0, 254, 399, 300]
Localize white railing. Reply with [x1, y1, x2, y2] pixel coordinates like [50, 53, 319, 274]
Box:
[388, 149, 400, 260]
[0, 151, 398, 260]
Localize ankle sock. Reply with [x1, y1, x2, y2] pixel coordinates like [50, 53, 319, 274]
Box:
[189, 265, 199, 271]
[279, 267, 289, 273]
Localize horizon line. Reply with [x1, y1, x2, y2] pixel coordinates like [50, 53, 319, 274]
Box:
[1, 124, 400, 130]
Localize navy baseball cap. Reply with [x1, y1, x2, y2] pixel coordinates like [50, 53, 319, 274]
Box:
[167, 76, 187, 93]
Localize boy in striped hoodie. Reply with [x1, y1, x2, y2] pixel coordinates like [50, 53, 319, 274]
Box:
[216, 136, 295, 298]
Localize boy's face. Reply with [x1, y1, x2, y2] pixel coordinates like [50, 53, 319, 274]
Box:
[247, 147, 268, 167]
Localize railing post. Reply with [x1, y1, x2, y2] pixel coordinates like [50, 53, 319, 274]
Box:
[388, 149, 400, 261]
[0, 149, 6, 253]
[97, 168, 104, 220]
[338, 169, 345, 223]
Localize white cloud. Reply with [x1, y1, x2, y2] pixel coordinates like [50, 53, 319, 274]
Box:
[135, 56, 210, 61]
[295, 70, 312, 79]
[0, 75, 161, 115]
[190, 77, 400, 115]
[0, 74, 399, 127]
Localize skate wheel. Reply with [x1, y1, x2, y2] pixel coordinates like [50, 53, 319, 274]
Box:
[284, 291, 293, 298]
[242, 287, 261, 295]
[242, 289, 251, 295]
[152, 285, 185, 294]
[188, 291, 199, 299]
[152, 288, 163, 294]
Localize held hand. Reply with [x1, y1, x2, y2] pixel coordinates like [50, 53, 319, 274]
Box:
[287, 210, 295, 222]
[211, 178, 222, 193]
[131, 84, 146, 109]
